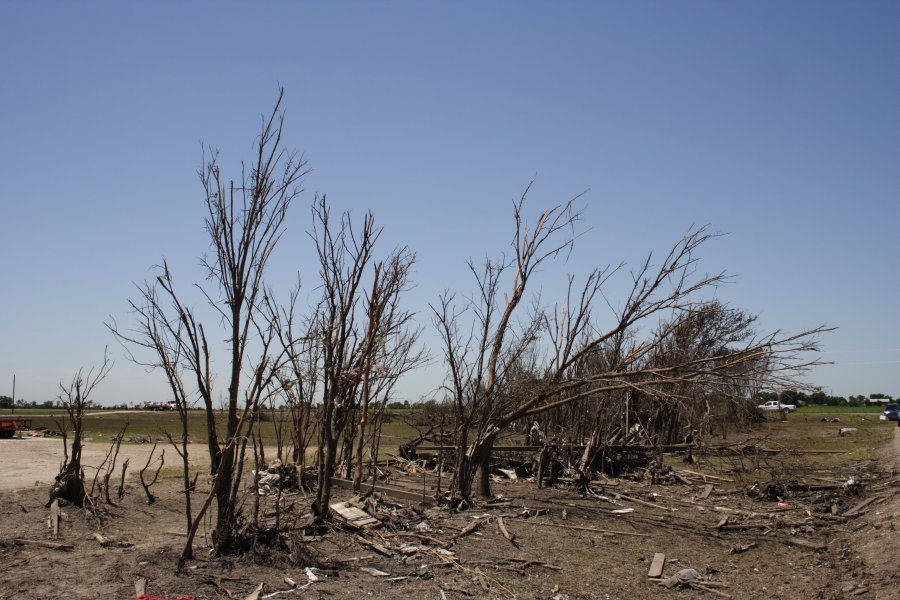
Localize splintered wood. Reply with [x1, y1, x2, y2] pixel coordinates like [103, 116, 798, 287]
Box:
[330, 502, 380, 529]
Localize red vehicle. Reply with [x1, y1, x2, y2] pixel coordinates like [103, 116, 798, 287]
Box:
[0, 417, 32, 438]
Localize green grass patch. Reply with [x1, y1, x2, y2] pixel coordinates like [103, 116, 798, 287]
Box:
[750, 413, 893, 467]
[20, 409, 422, 452]
[796, 405, 885, 414]
[0, 408, 68, 415]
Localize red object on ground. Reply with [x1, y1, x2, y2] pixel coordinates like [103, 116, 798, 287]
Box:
[136, 595, 193, 600]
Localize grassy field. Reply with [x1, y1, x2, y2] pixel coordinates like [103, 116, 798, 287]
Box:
[0, 407, 69, 415]
[731, 410, 895, 472]
[13, 409, 421, 452]
[796, 405, 886, 414]
[9, 405, 895, 472]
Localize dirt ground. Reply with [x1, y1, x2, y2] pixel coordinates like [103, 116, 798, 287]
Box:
[0, 427, 897, 599]
[836, 427, 900, 600]
[0, 437, 209, 491]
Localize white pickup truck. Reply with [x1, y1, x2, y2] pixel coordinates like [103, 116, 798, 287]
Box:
[757, 400, 797, 412]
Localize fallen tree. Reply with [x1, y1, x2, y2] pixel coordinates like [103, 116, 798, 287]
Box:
[432, 190, 828, 501]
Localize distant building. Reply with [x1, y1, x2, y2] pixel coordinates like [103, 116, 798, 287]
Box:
[867, 396, 893, 406]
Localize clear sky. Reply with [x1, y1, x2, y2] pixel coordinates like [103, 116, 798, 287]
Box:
[1, 1, 898, 406]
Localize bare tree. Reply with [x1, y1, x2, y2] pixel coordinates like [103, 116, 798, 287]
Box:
[110, 280, 196, 537]
[49, 350, 113, 508]
[433, 189, 828, 501]
[113, 88, 308, 561]
[351, 249, 425, 491]
[269, 285, 322, 471]
[306, 196, 425, 517]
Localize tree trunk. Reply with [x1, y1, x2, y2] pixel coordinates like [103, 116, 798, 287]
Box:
[451, 443, 475, 503]
[214, 445, 236, 552]
[476, 437, 494, 498]
[315, 410, 337, 519]
[316, 440, 337, 518]
[452, 434, 496, 501]
[180, 425, 193, 554]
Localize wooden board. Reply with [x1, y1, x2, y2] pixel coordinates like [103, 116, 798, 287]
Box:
[843, 495, 882, 517]
[48, 499, 60, 539]
[699, 484, 714, 500]
[785, 537, 827, 552]
[647, 553, 666, 578]
[330, 502, 380, 529]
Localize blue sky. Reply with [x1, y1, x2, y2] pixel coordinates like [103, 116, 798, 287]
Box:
[1, 1, 898, 405]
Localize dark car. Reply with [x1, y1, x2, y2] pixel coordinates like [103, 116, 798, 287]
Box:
[883, 403, 900, 421]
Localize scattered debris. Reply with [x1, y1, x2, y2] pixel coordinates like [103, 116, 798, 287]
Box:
[92, 532, 134, 547]
[657, 568, 731, 598]
[243, 583, 264, 600]
[728, 543, 757, 554]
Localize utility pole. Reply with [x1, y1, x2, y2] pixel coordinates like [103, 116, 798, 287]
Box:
[11, 374, 15, 414]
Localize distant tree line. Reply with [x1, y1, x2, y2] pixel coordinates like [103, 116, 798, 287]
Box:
[0, 396, 133, 410]
[757, 390, 894, 406]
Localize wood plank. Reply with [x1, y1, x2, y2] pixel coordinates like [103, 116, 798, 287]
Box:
[134, 578, 146, 597]
[785, 537, 827, 552]
[14, 538, 74, 551]
[699, 484, 714, 500]
[843, 495, 882, 517]
[679, 470, 734, 482]
[647, 552, 666, 578]
[614, 492, 674, 512]
[356, 535, 392, 556]
[48, 499, 60, 539]
[330, 502, 380, 529]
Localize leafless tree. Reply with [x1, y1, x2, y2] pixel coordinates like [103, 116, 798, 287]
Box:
[269, 289, 321, 472]
[110, 279, 196, 536]
[49, 350, 113, 508]
[138, 443, 165, 504]
[304, 196, 426, 517]
[91, 421, 128, 504]
[350, 249, 425, 491]
[113, 88, 307, 562]
[433, 188, 828, 501]
[307, 197, 377, 518]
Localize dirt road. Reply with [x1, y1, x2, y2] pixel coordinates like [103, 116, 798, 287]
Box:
[0, 437, 207, 491]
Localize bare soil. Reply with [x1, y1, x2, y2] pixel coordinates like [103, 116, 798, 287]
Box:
[836, 426, 900, 600]
[0, 437, 208, 492]
[0, 428, 897, 599]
